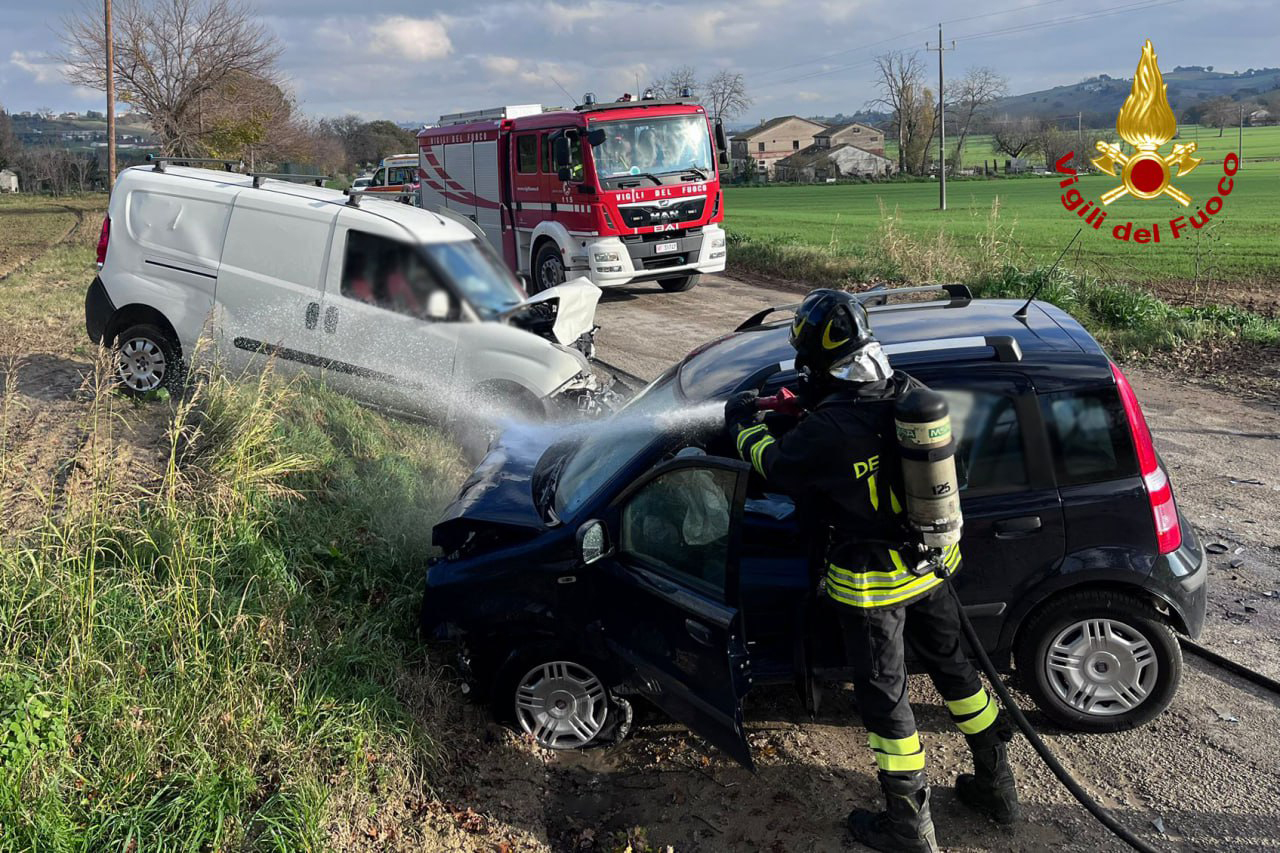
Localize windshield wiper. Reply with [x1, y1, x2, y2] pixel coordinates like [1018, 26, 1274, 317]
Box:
[684, 166, 709, 181]
[617, 172, 662, 186]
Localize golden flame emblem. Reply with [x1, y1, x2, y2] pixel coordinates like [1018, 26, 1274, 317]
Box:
[1091, 40, 1201, 206]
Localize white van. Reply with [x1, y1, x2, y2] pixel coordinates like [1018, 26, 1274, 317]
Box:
[85, 164, 611, 417]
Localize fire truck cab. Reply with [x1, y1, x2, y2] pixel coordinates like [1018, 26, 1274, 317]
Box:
[417, 95, 728, 294]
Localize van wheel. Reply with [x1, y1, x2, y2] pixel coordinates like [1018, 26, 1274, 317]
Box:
[492, 652, 632, 750]
[1015, 590, 1181, 733]
[659, 274, 699, 292]
[113, 323, 185, 397]
[533, 242, 566, 294]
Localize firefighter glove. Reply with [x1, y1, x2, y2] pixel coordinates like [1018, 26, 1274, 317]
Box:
[724, 390, 760, 430]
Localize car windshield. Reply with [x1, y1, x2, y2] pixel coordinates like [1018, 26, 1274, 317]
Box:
[549, 370, 682, 520]
[593, 115, 714, 182]
[422, 238, 525, 318]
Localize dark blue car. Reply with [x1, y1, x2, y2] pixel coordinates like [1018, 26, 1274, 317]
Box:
[420, 285, 1207, 769]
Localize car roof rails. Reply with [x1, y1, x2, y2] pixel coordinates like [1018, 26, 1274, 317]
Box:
[146, 154, 243, 173]
[250, 172, 329, 188]
[883, 334, 1022, 363]
[734, 284, 974, 333]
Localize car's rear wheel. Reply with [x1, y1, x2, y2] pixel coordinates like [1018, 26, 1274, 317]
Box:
[113, 323, 185, 397]
[492, 653, 632, 750]
[658, 274, 699, 293]
[1016, 590, 1181, 733]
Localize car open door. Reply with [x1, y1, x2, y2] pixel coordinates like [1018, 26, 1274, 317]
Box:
[596, 455, 755, 769]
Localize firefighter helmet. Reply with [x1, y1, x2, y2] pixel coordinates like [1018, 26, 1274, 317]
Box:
[789, 289, 874, 376]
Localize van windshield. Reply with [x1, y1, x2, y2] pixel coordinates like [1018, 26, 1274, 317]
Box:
[423, 239, 525, 318]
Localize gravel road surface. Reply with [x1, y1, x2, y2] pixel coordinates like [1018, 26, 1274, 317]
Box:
[558, 273, 1280, 852]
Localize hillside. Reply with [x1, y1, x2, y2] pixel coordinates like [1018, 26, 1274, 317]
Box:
[994, 67, 1280, 123]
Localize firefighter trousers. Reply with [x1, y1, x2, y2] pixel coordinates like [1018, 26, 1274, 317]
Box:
[838, 584, 1000, 774]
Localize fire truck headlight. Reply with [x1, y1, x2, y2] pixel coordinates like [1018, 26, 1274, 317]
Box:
[593, 251, 620, 263]
[711, 235, 726, 248]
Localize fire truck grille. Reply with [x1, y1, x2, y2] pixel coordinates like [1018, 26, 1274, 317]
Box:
[618, 197, 706, 229]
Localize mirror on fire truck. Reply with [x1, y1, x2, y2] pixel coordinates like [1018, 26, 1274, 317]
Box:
[553, 136, 571, 169]
[587, 129, 607, 147]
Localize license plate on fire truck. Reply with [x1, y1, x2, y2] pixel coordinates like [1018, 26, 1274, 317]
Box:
[654, 241, 679, 254]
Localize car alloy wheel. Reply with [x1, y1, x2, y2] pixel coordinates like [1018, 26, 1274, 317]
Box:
[514, 660, 609, 749]
[117, 336, 167, 392]
[1044, 617, 1158, 717]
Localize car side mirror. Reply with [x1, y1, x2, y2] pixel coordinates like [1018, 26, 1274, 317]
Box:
[587, 128, 607, 147]
[577, 519, 611, 565]
[553, 136, 571, 169]
[425, 290, 451, 320]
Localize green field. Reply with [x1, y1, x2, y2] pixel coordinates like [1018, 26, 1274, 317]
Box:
[725, 133, 1280, 290]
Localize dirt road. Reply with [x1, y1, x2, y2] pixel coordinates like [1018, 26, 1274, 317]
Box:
[564, 274, 1280, 852]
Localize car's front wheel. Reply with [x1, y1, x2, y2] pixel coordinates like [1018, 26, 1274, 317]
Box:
[493, 654, 632, 750]
[113, 323, 185, 397]
[1016, 590, 1182, 733]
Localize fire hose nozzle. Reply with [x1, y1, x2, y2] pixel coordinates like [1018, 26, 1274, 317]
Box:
[756, 387, 804, 417]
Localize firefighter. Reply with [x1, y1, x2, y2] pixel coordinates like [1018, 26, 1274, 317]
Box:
[724, 289, 1020, 852]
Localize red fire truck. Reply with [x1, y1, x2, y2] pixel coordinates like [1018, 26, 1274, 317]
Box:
[417, 93, 728, 293]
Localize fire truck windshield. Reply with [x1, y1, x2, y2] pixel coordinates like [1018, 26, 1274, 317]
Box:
[593, 115, 714, 182]
[423, 238, 525, 317]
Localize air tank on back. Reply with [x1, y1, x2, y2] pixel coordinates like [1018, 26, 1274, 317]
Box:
[894, 388, 963, 548]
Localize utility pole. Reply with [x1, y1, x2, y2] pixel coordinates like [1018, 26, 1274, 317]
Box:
[926, 25, 955, 211]
[104, 0, 116, 188]
[1239, 104, 1244, 165]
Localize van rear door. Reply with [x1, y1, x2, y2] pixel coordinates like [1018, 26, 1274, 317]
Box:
[216, 191, 339, 379]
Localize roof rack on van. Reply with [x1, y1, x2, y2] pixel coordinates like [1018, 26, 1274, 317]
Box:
[734, 284, 974, 332]
[342, 187, 416, 208]
[146, 154, 243, 173]
[250, 172, 328, 188]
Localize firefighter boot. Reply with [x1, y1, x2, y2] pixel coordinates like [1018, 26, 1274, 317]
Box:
[846, 770, 939, 853]
[956, 721, 1020, 825]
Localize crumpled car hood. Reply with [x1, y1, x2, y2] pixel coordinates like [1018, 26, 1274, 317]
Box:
[510, 277, 601, 345]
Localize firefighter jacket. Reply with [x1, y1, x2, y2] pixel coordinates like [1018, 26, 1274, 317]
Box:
[733, 371, 961, 609]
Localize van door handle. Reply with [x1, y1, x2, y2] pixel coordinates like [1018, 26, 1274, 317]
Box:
[324, 305, 338, 334]
[685, 619, 715, 647]
[305, 302, 319, 330]
[994, 516, 1042, 538]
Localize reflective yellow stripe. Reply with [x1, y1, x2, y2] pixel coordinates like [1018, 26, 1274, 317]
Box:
[736, 423, 768, 456]
[826, 573, 944, 608]
[868, 473, 879, 511]
[869, 731, 925, 772]
[956, 698, 999, 735]
[946, 688, 989, 716]
[889, 487, 902, 514]
[828, 564, 914, 588]
[750, 436, 775, 477]
[868, 732, 921, 754]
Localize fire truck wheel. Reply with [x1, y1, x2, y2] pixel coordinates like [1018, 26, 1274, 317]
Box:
[658, 274, 700, 293]
[533, 242, 566, 293]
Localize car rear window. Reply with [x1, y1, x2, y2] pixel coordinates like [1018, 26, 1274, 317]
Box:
[1039, 388, 1138, 486]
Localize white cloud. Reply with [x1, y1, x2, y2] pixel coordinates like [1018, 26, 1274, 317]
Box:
[368, 16, 452, 62]
[794, 90, 824, 102]
[9, 51, 67, 85]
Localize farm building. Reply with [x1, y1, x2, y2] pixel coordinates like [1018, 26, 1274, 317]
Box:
[774, 144, 896, 182]
[730, 116, 827, 179]
[0, 169, 18, 193]
[813, 122, 886, 156]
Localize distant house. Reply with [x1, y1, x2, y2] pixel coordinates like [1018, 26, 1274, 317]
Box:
[1248, 108, 1273, 126]
[774, 144, 895, 183]
[0, 170, 18, 193]
[730, 116, 827, 179]
[813, 122, 886, 156]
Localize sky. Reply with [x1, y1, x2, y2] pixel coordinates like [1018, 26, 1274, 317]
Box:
[1, 0, 1274, 127]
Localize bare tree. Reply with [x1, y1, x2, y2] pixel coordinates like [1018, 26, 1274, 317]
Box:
[990, 116, 1040, 161]
[1200, 96, 1235, 137]
[948, 67, 1007, 175]
[60, 0, 282, 155]
[870, 51, 929, 175]
[1036, 122, 1074, 171]
[705, 70, 752, 122]
[0, 107, 16, 170]
[647, 65, 701, 101]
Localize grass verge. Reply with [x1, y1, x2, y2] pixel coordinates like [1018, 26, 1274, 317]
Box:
[0, 363, 468, 850]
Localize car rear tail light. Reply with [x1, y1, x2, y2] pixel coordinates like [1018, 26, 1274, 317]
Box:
[1111, 362, 1182, 554]
[96, 216, 110, 268]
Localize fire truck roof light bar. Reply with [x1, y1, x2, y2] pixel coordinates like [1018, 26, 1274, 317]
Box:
[146, 154, 243, 173]
[250, 173, 328, 188]
[573, 97, 698, 113]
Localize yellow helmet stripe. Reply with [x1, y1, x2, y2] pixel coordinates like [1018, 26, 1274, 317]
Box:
[822, 319, 850, 350]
